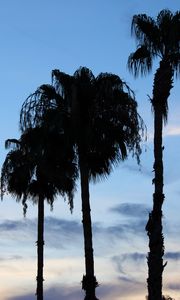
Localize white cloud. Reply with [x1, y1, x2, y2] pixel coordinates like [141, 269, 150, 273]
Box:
[146, 125, 180, 143]
[164, 125, 180, 137]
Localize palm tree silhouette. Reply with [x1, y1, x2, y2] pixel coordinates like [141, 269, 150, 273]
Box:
[1, 125, 77, 300]
[20, 67, 144, 300]
[128, 9, 180, 300]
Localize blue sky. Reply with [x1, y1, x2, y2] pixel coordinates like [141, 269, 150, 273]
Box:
[0, 1, 180, 299]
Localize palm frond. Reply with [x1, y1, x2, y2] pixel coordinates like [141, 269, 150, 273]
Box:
[157, 9, 180, 56]
[157, 9, 173, 31]
[128, 46, 153, 77]
[1, 149, 33, 201]
[167, 52, 180, 77]
[20, 85, 62, 131]
[52, 69, 74, 99]
[131, 13, 160, 54]
[86, 72, 146, 182]
[74, 66, 95, 83]
[5, 139, 20, 149]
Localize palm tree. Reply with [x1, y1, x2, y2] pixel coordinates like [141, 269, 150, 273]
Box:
[128, 9, 180, 300]
[20, 67, 144, 300]
[1, 125, 77, 300]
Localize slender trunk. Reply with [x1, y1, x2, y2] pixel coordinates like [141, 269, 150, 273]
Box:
[80, 159, 98, 300]
[36, 195, 44, 300]
[146, 60, 173, 300]
[146, 104, 164, 300]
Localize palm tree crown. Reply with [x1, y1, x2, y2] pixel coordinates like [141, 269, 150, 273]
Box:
[1, 125, 77, 212]
[128, 9, 180, 119]
[20, 67, 144, 172]
[128, 9, 180, 75]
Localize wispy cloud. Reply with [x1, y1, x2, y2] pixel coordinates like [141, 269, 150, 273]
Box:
[108, 202, 150, 239]
[0, 217, 83, 249]
[6, 284, 83, 300]
[110, 203, 151, 218]
[147, 125, 180, 142]
[0, 255, 23, 262]
[164, 125, 180, 137]
[165, 251, 180, 261]
[167, 282, 180, 291]
[44, 217, 83, 249]
[6, 280, 145, 300]
[112, 250, 180, 269]
[0, 215, 147, 252]
[98, 279, 145, 300]
[0, 218, 36, 239]
[112, 252, 146, 275]
[106, 218, 147, 238]
[122, 163, 152, 178]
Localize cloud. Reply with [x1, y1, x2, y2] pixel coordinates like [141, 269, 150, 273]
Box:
[0, 218, 35, 233]
[118, 275, 139, 283]
[110, 202, 151, 218]
[0, 214, 148, 253]
[6, 284, 83, 300]
[167, 283, 180, 291]
[0, 255, 23, 262]
[0, 217, 83, 249]
[164, 126, 180, 137]
[112, 255, 126, 274]
[147, 125, 180, 142]
[111, 250, 180, 287]
[107, 203, 149, 239]
[97, 280, 144, 300]
[45, 217, 81, 235]
[124, 252, 145, 262]
[107, 218, 147, 238]
[112, 252, 146, 274]
[165, 251, 180, 261]
[44, 217, 83, 249]
[0, 217, 82, 236]
[112, 251, 180, 273]
[6, 280, 145, 300]
[122, 163, 152, 178]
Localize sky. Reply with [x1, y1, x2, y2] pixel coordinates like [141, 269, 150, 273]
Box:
[0, 1, 180, 299]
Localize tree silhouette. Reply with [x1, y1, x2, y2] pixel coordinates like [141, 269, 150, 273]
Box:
[128, 9, 180, 300]
[20, 66, 144, 300]
[1, 124, 77, 300]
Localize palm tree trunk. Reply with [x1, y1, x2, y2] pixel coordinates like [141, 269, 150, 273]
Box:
[36, 195, 44, 300]
[146, 104, 164, 300]
[80, 159, 98, 300]
[146, 60, 173, 300]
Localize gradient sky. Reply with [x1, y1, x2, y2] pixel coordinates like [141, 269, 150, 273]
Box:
[0, 1, 180, 300]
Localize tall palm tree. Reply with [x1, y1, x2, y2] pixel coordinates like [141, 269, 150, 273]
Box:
[1, 125, 77, 300]
[128, 9, 180, 300]
[20, 67, 144, 300]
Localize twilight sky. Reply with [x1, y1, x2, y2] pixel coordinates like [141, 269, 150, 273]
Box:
[0, 1, 180, 300]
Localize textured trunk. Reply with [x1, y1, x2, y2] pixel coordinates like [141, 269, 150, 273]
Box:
[36, 195, 44, 300]
[146, 104, 164, 300]
[80, 159, 98, 300]
[146, 60, 173, 300]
